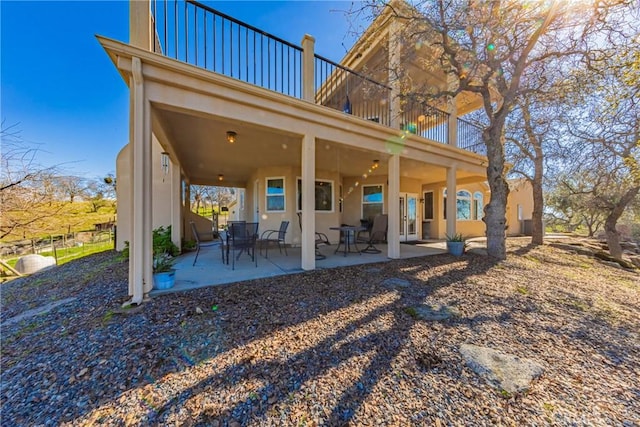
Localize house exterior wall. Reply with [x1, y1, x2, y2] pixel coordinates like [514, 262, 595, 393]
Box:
[115, 137, 180, 251]
[506, 180, 534, 236]
[247, 166, 343, 246]
[421, 182, 490, 239]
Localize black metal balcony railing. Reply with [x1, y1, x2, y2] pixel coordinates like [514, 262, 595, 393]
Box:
[457, 118, 486, 155]
[149, 0, 486, 156]
[400, 96, 449, 145]
[151, 0, 303, 97]
[314, 55, 392, 126]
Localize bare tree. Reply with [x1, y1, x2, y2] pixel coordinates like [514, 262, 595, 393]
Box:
[358, 0, 632, 258]
[55, 175, 88, 203]
[0, 121, 63, 239]
[562, 45, 640, 259]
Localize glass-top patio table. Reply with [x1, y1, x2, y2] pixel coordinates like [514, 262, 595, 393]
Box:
[330, 225, 366, 256]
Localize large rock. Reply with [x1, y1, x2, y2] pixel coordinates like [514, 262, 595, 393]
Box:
[14, 254, 56, 275]
[459, 344, 543, 394]
[412, 303, 458, 321]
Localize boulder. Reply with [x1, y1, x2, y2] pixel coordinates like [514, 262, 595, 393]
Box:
[14, 254, 56, 275]
[459, 344, 543, 394]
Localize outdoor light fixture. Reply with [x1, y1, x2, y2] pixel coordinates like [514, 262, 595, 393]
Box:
[218, 174, 224, 181]
[161, 152, 170, 175]
[372, 159, 379, 169]
[226, 131, 237, 144]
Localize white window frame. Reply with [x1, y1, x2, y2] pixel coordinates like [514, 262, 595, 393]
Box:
[473, 191, 483, 220]
[296, 177, 335, 213]
[265, 176, 286, 212]
[362, 184, 384, 219]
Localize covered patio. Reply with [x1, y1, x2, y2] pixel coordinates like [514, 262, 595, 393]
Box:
[150, 240, 470, 295]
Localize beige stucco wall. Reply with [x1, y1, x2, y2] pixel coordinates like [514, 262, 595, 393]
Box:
[506, 180, 534, 236]
[115, 136, 181, 251]
[421, 181, 490, 239]
[247, 166, 343, 245]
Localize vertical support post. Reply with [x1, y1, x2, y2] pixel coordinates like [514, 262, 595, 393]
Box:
[301, 134, 316, 270]
[171, 160, 182, 250]
[184, 181, 192, 239]
[446, 165, 457, 237]
[130, 56, 153, 303]
[388, 20, 402, 129]
[130, 0, 153, 50]
[448, 97, 458, 147]
[387, 154, 400, 259]
[301, 34, 315, 102]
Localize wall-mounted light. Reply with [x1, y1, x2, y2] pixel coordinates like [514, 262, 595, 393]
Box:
[218, 174, 224, 181]
[419, 198, 425, 204]
[226, 131, 237, 144]
[161, 152, 170, 175]
[372, 159, 379, 169]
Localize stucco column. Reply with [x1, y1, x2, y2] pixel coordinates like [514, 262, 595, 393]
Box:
[130, 1, 153, 50]
[130, 56, 153, 303]
[388, 20, 401, 129]
[448, 97, 458, 147]
[301, 35, 315, 103]
[446, 165, 457, 237]
[387, 154, 400, 259]
[184, 181, 192, 239]
[171, 160, 181, 250]
[301, 134, 316, 270]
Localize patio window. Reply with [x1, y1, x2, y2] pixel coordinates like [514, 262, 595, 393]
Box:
[423, 191, 434, 220]
[266, 177, 285, 212]
[473, 191, 483, 220]
[362, 184, 384, 220]
[443, 189, 473, 220]
[296, 178, 334, 212]
[457, 190, 472, 220]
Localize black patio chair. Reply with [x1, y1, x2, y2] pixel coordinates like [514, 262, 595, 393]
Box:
[259, 220, 289, 258]
[297, 212, 330, 260]
[228, 221, 259, 270]
[190, 221, 218, 266]
[360, 214, 388, 254]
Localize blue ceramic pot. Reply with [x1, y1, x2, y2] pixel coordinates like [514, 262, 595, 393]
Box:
[446, 241, 465, 256]
[153, 269, 176, 290]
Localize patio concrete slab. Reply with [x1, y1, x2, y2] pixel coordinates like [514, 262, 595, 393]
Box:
[150, 240, 451, 296]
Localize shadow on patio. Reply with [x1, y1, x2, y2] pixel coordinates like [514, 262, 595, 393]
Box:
[151, 241, 454, 296]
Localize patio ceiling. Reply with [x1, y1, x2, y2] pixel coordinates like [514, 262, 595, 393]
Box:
[153, 105, 483, 188]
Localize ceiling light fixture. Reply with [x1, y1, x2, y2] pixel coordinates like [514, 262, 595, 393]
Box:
[218, 174, 224, 181]
[226, 131, 237, 144]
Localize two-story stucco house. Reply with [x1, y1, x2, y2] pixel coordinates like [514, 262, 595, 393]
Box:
[99, 0, 532, 302]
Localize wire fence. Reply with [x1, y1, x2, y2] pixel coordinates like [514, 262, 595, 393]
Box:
[0, 230, 115, 269]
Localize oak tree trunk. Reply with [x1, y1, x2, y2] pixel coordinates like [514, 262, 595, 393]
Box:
[604, 186, 639, 260]
[484, 125, 509, 260]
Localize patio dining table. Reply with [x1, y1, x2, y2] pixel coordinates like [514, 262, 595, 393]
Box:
[330, 225, 366, 256]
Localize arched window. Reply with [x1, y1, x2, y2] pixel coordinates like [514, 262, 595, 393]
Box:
[457, 190, 472, 220]
[443, 189, 473, 220]
[473, 191, 484, 220]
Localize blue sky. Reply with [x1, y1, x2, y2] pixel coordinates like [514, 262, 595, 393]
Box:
[1, 1, 365, 180]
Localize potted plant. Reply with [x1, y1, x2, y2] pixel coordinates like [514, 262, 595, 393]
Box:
[445, 233, 466, 256]
[152, 226, 180, 290]
[152, 253, 176, 290]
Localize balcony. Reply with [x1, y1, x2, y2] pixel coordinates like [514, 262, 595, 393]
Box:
[149, 0, 485, 155]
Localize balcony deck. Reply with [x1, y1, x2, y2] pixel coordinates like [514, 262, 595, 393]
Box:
[149, 0, 486, 156]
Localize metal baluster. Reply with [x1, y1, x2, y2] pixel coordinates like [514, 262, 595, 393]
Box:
[245, 27, 248, 83]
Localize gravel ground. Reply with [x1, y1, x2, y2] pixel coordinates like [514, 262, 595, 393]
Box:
[1, 239, 638, 426]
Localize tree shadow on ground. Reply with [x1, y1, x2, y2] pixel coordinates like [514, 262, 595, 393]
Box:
[135, 254, 499, 425]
